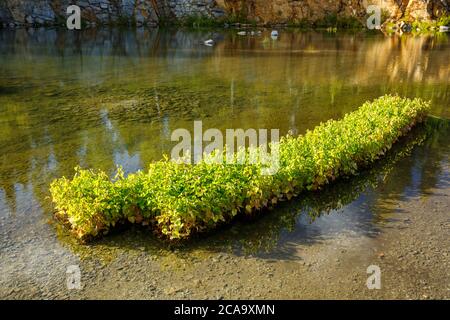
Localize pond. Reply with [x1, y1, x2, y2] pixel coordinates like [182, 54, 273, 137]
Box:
[0, 28, 449, 299]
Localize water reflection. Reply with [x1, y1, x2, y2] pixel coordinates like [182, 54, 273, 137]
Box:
[161, 118, 448, 257]
[46, 117, 449, 261]
[0, 28, 449, 258]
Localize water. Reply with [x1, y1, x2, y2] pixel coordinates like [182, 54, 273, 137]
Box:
[0, 28, 449, 299]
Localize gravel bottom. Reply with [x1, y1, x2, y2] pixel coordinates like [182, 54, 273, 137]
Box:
[1, 184, 448, 300]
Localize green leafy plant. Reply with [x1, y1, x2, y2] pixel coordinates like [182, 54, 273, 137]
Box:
[314, 14, 363, 29]
[437, 14, 450, 27]
[180, 15, 221, 28]
[50, 95, 430, 242]
[410, 15, 450, 33]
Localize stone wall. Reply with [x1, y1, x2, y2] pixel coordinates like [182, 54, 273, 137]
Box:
[0, 0, 448, 27]
[168, 0, 225, 19]
[0, 0, 227, 27]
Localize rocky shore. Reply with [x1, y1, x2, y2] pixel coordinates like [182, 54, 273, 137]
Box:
[0, 0, 448, 28]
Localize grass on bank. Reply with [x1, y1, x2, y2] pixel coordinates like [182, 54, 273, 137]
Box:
[176, 13, 365, 30]
[50, 95, 430, 242]
[384, 14, 450, 33]
[411, 15, 450, 32]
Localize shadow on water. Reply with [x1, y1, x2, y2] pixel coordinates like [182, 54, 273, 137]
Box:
[54, 117, 450, 261]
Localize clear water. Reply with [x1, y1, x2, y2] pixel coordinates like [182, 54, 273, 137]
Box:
[0, 28, 449, 298]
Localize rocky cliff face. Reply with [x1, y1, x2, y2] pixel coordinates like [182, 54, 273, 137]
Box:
[0, 0, 448, 27]
[218, 0, 449, 24]
[219, 0, 365, 24]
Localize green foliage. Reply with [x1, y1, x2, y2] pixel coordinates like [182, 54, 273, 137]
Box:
[410, 15, 450, 33]
[381, 9, 391, 25]
[314, 14, 363, 29]
[437, 14, 450, 27]
[50, 167, 123, 239]
[411, 19, 436, 31]
[165, 14, 258, 29]
[286, 19, 312, 29]
[50, 95, 430, 241]
[173, 10, 259, 29]
[180, 15, 222, 28]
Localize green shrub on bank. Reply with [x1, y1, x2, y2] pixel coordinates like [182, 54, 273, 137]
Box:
[176, 14, 259, 28]
[50, 95, 430, 241]
[438, 15, 450, 27]
[313, 14, 363, 29]
[410, 15, 450, 32]
[180, 15, 222, 28]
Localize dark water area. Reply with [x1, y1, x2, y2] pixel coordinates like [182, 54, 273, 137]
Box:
[0, 28, 449, 299]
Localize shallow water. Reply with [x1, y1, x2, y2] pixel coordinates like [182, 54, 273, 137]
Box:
[0, 28, 449, 299]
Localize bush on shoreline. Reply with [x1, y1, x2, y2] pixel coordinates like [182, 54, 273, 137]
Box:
[50, 95, 430, 242]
